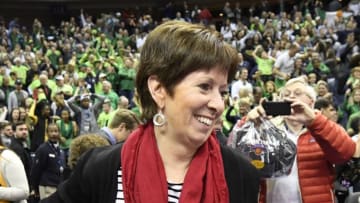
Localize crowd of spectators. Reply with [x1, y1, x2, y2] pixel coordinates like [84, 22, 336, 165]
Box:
[0, 0, 360, 202]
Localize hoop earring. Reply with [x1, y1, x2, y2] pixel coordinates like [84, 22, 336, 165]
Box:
[153, 111, 166, 126]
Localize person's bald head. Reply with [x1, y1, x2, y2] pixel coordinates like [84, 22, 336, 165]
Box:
[118, 96, 129, 109]
[39, 74, 48, 85]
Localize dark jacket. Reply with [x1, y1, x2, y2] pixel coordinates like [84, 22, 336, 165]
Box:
[9, 137, 32, 179]
[41, 143, 260, 203]
[30, 141, 65, 190]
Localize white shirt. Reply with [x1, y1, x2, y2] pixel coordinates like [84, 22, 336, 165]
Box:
[220, 26, 233, 41]
[115, 168, 182, 203]
[0, 149, 29, 203]
[230, 80, 253, 99]
[349, 2, 360, 16]
[274, 51, 295, 79]
[266, 127, 301, 203]
[136, 35, 147, 50]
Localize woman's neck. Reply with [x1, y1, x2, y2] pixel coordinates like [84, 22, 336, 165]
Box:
[154, 128, 196, 183]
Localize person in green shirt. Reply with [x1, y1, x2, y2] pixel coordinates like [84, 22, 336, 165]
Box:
[11, 57, 29, 84]
[252, 45, 275, 83]
[346, 66, 360, 93]
[262, 80, 279, 101]
[99, 80, 119, 110]
[28, 74, 57, 96]
[107, 95, 129, 125]
[346, 88, 360, 117]
[52, 75, 74, 99]
[347, 112, 360, 136]
[45, 45, 61, 69]
[305, 57, 330, 81]
[97, 100, 112, 128]
[250, 17, 264, 32]
[118, 58, 136, 107]
[107, 55, 124, 70]
[93, 33, 112, 51]
[116, 29, 131, 48]
[57, 109, 78, 161]
[95, 73, 107, 94]
[104, 64, 120, 93]
[0, 66, 6, 86]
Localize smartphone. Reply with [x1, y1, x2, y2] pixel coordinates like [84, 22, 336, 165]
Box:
[262, 101, 292, 116]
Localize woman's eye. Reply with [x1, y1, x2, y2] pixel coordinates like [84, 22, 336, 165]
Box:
[199, 83, 211, 91]
[220, 91, 228, 98]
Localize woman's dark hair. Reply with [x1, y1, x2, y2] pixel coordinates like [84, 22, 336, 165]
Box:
[35, 100, 52, 117]
[60, 108, 71, 117]
[136, 20, 239, 121]
[314, 98, 333, 110]
[9, 107, 20, 123]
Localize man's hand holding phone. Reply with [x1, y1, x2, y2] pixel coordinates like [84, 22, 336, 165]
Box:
[246, 99, 293, 124]
[282, 98, 316, 126]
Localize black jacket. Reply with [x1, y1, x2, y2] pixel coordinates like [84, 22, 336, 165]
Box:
[9, 137, 32, 179]
[30, 141, 65, 190]
[41, 143, 260, 203]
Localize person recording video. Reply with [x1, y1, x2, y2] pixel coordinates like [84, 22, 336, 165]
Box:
[246, 76, 360, 203]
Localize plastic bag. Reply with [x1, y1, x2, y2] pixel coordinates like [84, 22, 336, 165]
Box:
[336, 158, 360, 189]
[227, 119, 297, 178]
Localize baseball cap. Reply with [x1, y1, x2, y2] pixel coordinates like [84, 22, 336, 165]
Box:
[99, 73, 107, 78]
[80, 94, 91, 101]
[55, 75, 64, 81]
[15, 79, 22, 85]
[13, 57, 21, 63]
[104, 98, 111, 103]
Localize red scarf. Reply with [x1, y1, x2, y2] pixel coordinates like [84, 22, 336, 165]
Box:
[121, 123, 229, 203]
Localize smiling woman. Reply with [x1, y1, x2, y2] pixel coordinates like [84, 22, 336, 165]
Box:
[126, 20, 260, 203]
[41, 20, 260, 203]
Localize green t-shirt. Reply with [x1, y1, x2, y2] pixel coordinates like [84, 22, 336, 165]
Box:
[11, 65, 29, 84]
[100, 91, 119, 110]
[29, 79, 57, 93]
[255, 56, 274, 75]
[97, 112, 112, 128]
[118, 67, 136, 91]
[95, 82, 103, 94]
[56, 120, 75, 149]
[346, 103, 360, 116]
[52, 84, 74, 98]
[305, 63, 330, 74]
[106, 72, 120, 91]
[45, 49, 61, 67]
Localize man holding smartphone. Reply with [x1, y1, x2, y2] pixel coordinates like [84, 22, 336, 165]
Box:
[246, 76, 359, 203]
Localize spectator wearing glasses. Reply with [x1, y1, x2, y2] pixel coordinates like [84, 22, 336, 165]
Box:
[246, 76, 359, 203]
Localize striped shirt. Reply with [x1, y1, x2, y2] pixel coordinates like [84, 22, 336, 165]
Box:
[116, 168, 183, 203]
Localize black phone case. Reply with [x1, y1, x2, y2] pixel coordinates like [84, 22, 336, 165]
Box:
[262, 101, 292, 116]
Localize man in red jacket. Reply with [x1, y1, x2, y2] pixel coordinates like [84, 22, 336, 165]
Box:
[247, 76, 360, 203]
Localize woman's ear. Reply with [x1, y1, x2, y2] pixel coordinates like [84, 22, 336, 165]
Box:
[147, 75, 166, 109]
